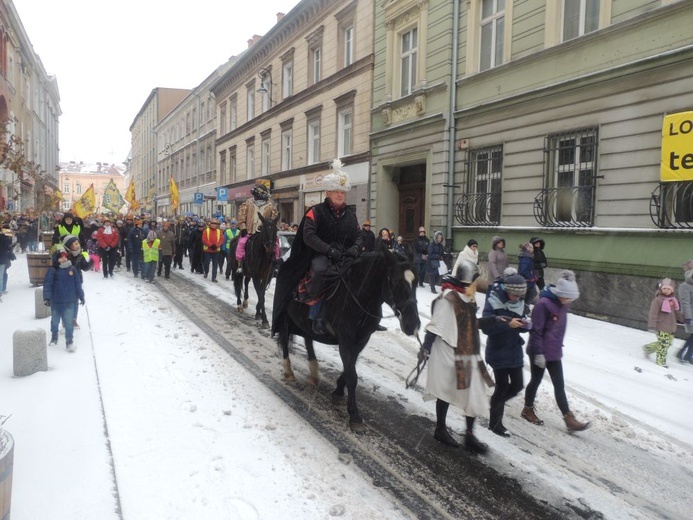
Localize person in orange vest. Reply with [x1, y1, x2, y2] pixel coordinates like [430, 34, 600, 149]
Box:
[202, 218, 225, 282]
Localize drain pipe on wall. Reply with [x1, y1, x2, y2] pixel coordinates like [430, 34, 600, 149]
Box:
[445, 0, 461, 254]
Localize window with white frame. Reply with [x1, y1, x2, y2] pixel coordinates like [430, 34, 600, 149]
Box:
[562, 0, 600, 41]
[480, 0, 505, 71]
[282, 61, 293, 99]
[247, 144, 255, 179]
[75, 184, 82, 195]
[63, 183, 70, 193]
[337, 108, 353, 157]
[343, 26, 354, 67]
[281, 130, 292, 170]
[230, 148, 237, 183]
[247, 86, 255, 121]
[261, 139, 271, 176]
[545, 127, 598, 224]
[307, 120, 320, 165]
[62, 200, 70, 210]
[219, 151, 227, 185]
[468, 145, 503, 224]
[312, 47, 322, 84]
[400, 27, 418, 97]
[220, 103, 227, 135]
[230, 97, 237, 131]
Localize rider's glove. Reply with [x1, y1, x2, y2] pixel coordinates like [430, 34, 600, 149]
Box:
[345, 245, 361, 258]
[327, 248, 342, 262]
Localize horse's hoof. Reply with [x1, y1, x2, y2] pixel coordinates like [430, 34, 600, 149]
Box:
[255, 313, 262, 321]
[236, 306, 244, 313]
[349, 421, 366, 433]
[261, 322, 269, 330]
[283, 373, 296, 382]
[242, 300, 249, 309]
[332, 394, 346, 406]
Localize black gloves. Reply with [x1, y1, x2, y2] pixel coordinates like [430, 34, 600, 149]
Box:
[327, 248, 342, 262]
[44, 299, 51, 307]
[79, 298, 85, 306]
[210, 245, 217, 251]
[345, 245, 361, 258]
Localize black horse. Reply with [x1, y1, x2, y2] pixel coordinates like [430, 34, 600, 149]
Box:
[274, 250, 421, 431]
[229, 213, 278, 328]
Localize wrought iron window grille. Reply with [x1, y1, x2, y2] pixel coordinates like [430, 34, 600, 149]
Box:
[650, 181, 693, 229]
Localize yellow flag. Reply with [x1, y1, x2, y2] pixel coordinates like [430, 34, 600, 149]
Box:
[125, 179, 140, 211]
[169, 176, 180, 212]
[145, 185, 156, 212]
[103, 179, 126, 214]
[71, 184, 96, 219]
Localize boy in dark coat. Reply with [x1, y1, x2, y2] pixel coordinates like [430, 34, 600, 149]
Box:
[43, 249, 85, 351]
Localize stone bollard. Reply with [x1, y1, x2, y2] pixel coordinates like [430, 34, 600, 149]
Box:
[13, 329, 48, 377]
[35, 287, 51, 319]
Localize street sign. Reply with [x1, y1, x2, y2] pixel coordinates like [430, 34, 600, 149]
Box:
[216, 187, 228, 202]
[193, 192, 204, 205]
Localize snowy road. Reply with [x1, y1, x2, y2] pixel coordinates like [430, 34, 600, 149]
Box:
[158, 268, 693, 520]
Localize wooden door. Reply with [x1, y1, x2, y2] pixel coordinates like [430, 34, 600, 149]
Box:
[399, 187, 424, 243]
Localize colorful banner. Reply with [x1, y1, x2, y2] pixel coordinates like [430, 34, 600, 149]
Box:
[102, 179, 126, 214]
[170, 177, 180, 212]
[145, 185, 155, 212]
[71, 184, 96, 219]
[661, 111, 693, 182]
[125, 179, 140, 211]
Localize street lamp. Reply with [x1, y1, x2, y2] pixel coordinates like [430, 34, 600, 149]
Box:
[257, 68, 273, 110]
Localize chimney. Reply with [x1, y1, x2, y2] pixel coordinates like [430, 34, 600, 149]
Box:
[247, 34, 262, 48]
[277, 12, 285, 23]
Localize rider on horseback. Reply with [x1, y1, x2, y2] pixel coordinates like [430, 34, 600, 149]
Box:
[236, 181, 279, 274]
[272, 159, 363, 336]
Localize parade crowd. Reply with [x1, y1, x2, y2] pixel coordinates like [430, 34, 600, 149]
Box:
[2, 163, 692, 453]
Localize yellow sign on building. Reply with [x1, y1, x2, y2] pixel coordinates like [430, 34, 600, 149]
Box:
[661, 111, 693, 182]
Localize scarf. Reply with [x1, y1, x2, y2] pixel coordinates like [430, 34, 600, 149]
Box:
[59, 260, 72, 269]
[487, 289, 525, 316]
[104, 226, 113, 235]
[661, 296, 679, 313]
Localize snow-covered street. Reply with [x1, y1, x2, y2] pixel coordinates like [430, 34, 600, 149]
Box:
[1, 253, 692, 519]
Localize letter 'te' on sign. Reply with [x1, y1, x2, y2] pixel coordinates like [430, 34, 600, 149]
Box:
[661, 111, 693, 182]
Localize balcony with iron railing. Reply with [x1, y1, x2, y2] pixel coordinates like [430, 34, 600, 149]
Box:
[650, 181, 693, 229]
[533, 185, 596, 227]
[454, 192, 501, 226]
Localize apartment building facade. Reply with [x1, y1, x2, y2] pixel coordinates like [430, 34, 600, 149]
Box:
[372, 0, 693, 328]
[129, 87, 190, 214]
[211, 0, 374, 226]
[0, 0, 61, 214]
[58, 161, 126, 214]
[153, 59, 237, 217]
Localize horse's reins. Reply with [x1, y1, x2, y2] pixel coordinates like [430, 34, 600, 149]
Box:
[405, 333, 426, 389]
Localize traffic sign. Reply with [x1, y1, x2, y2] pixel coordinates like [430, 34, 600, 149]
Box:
[193, 192, 204, 205]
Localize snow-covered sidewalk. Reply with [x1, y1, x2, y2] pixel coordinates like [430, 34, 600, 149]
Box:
[0, 255, 410, 520]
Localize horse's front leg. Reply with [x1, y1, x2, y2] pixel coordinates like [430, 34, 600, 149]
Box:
[243, 276, 250, 308]
[305, 338, 319, 386]
[339, 342, 367, 432]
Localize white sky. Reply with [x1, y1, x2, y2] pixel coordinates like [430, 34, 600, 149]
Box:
[14, 0, 301, 166]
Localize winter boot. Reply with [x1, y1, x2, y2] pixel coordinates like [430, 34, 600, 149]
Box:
[49, 333, 58, 346]
[563, 412, 590, 432]
[464, 432, 488, 454]
[66, 340, 75, 352]
[433, 427, 459, 448]
[521, 406, 544, 425]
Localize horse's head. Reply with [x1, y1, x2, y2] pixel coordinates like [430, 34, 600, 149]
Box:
[256, 212, 279, 253]
[382, 250, 420, 336]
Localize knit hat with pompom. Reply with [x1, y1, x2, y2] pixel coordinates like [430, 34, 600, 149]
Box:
[550, 270, 580, 300]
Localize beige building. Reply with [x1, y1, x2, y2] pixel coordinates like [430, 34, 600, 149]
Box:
[59, 161, 126, 215]
[129, 87, 190, 214]
[0, 0, 61, 214]
[154, 58, 240, 217]
[211, 0, 374, 226]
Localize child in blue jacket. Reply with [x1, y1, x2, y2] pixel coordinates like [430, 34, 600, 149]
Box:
[43, 248, 85, 351]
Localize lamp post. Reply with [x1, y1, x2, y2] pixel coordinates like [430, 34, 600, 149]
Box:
[257, 68, 273, 111]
